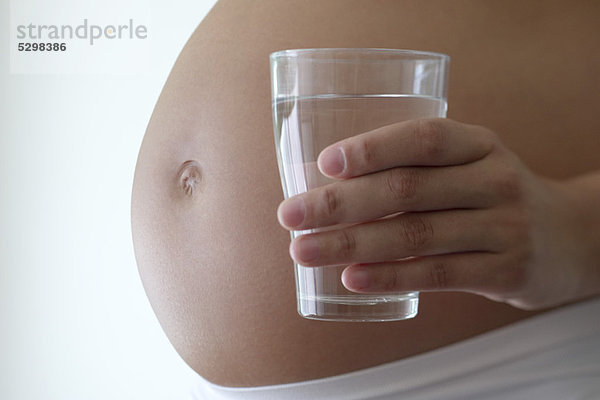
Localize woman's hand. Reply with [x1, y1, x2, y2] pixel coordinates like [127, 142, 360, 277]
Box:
[277, 118, 600, 310]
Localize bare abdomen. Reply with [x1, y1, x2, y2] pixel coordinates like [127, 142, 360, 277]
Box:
[131, 0, 600, 387]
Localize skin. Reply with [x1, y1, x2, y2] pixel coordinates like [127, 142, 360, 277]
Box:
[131, 0, 600, 388]
[279, 118, 600, 310]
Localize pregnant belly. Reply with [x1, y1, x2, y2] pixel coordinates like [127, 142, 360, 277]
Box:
[130, 0, 600, 387]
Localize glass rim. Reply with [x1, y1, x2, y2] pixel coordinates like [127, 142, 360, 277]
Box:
[270, 47, 449, 62]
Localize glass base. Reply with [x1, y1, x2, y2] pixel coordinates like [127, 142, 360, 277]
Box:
[297, 292, 419, 322]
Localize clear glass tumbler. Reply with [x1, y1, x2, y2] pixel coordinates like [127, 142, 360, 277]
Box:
[270, 48, 449, 321]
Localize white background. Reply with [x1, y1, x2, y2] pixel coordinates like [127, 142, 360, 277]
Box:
[1, 0, 218, 398]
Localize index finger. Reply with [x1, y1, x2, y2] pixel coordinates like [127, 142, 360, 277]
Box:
[317, 118, 496, 178]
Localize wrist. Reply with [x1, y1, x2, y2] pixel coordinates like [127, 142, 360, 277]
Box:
[560, 172, 600, 299]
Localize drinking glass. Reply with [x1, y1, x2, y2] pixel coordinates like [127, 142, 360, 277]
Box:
[270, 48, 449, 321]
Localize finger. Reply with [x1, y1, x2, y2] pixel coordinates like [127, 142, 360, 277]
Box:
[341, 252, 515, 296]
[289, 209, 506, 267]
[317, 118, 495, 178]
[278, 160, 505, 230]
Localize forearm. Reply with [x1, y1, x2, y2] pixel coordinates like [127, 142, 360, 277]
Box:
[564, 170, 600, 300]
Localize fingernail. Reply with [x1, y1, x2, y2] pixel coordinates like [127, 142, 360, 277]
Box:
[291, 236, 320, 263]
[342, 266, 371, 290]
[318, 147, 346, 176]
[278, 197, 305, 228]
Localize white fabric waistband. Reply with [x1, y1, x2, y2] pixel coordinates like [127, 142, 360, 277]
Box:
[189, 297, 600, 400]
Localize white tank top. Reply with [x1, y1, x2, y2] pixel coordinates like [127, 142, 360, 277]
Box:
[188, 297, 600, 400]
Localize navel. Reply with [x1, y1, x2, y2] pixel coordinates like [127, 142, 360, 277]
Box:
[177, 160, 203, 197]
